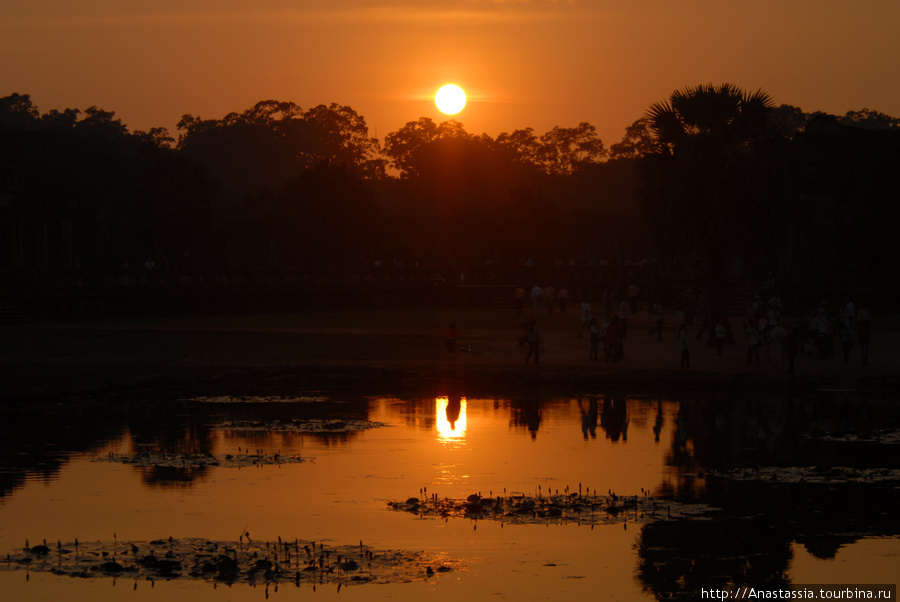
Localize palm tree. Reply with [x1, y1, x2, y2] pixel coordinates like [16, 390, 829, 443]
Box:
[639, 83, 789, 340]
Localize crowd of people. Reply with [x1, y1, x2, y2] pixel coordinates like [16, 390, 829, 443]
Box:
[504, 283, 876, 373]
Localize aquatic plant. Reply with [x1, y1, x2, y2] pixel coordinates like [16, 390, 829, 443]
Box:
[1, 536, 458, 589]
[388, 487, 717, 527]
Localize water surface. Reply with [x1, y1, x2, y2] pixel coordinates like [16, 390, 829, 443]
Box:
[1, 390, 897, 600]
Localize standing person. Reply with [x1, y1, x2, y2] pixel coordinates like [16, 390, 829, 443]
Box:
[785, 327, 803, 375]
[618, 297, 631, 339]
[588, 318, 600, 360]
[598, 315, 610, 359]
[589, 318, 600, 361]
[769, 291, 783, 315]
[544, 285, 556, 314]
[601, 289, 613, 316]
[715, 321, 726, 356]
[525, 319, 541, 364]
[816, 306, 833, 359]
[558, 288, 569, 314]
[679, 324, 690, 369]
[577, 299, 592, 337]
[649, 301, 664, 340]
[530, 285, 543, 314]
[627, 283, 640, 314]
[445, 324, 458, 359]
[841, 318, 854, 363]
[514, 287, 525, 316]
[857, 301, 872, 366]
[843, 299, 856, 324]
[684, 289, 697, 325]
[745, 319, 761, 367]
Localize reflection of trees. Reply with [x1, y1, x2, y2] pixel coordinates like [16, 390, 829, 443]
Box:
[666, 392, 898, 477]
[0, 402, 127, 498]
[394, 397, 437, 433]
[127, 400, 216, 456]
[124, 397, 371, 488]
[638, 391, 900, 599]
[137, 465, 211, 489]
[636, 517, 792, 600]
[219, 429, 364, 448]
[702, 478, 900, 560]
[0, 395, 380, 496]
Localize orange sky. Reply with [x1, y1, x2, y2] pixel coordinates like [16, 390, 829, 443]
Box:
[2, 1, 899, 146]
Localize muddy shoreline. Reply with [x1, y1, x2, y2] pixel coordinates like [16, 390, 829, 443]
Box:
[4, 312, 899, 403]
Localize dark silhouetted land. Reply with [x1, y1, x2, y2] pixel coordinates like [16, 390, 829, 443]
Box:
[4, 307, 899, 401]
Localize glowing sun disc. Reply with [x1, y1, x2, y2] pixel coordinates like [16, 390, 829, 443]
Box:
[435, 84, 467, 115]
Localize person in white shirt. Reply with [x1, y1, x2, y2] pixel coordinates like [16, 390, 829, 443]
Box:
[530, 285, 543, 314]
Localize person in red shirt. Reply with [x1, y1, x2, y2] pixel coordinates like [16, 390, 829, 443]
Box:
[445, 324, 458, 359]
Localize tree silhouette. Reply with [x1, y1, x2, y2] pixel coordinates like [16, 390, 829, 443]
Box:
[494, 127, 542, 168]
[538, 122, 607, 175]
[177, 100, 382, 203]
[639, 83, 790, 327]
[383, 117, 471, 178]
[609, 117, 656, 159]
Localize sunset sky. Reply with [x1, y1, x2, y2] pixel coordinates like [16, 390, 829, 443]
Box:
[3, 0, 899, 146]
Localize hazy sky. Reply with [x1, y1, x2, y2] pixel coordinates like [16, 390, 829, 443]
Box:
[3, 0, 899, 145]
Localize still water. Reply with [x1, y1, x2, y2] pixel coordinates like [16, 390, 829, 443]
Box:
[1, 390, 898, 600]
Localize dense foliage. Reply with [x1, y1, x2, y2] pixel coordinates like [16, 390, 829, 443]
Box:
[1, 90, 897, 279]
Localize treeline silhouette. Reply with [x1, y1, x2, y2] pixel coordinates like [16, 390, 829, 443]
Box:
[2, 91, 898, 285]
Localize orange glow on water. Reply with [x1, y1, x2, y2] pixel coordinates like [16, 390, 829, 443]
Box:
[1, 395, 897, 601]
[435, 396, 467, 440]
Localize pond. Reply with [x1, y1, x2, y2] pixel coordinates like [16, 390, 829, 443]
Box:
[1, 389, 898, 600]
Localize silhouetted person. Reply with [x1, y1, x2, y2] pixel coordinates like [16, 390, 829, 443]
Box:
[530, 285, 543, 314]
[649, 302, 664, 340]
[445, 323, 458, 359]
[602, 395, 628, 442]
[816, 305, 833, 359]
[679, 324, 690, 369]
[745, 319, 761, 366]
[618, 298, 630, 338]
[653, 401, 663, 442]
[528, 395, 542, 440]
[857, 301, 871, 365]
[715, 321, 726, 356]
[589, 318, 600, 360]
[544, 285, 555, 314]
[627, 283, 639, 314]
[525, 319, 541, 364]
[512, 392, 542, 440]
[516, 320, 529, 347]
[577, 299, 592, 337]
[558, 288, 568, 313]
[841, 318, 854, 363]
[785, 327, 804, 375]
[579, 397, 599, 439]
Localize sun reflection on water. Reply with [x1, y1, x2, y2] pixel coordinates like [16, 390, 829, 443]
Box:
[435, 396, 467, 441]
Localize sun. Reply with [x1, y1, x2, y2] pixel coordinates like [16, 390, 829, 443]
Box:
[435, 84, 467, 115]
